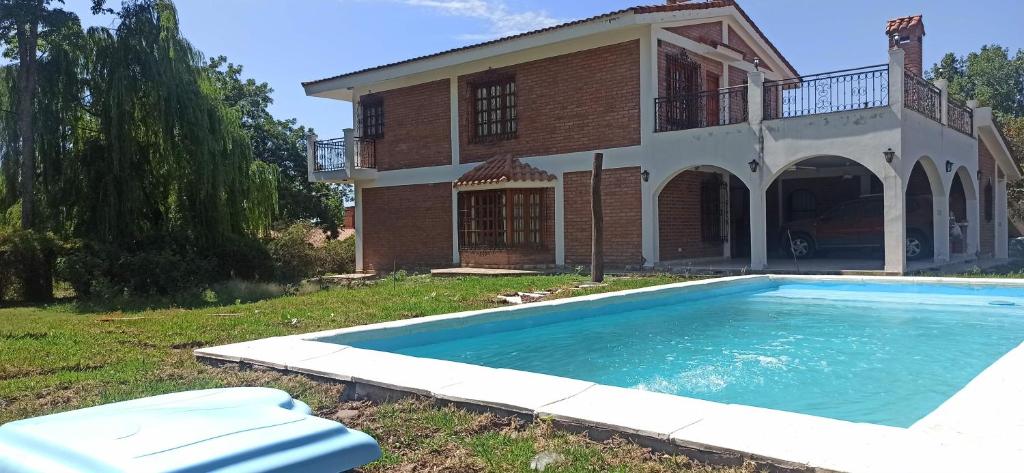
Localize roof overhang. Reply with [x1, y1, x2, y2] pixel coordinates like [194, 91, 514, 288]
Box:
[975, 108, 1022, 180]
[303, 2, 797, 101]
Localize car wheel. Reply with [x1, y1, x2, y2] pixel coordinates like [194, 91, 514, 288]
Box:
[905, 230, 930, 260]
[785, 233, 815, 259]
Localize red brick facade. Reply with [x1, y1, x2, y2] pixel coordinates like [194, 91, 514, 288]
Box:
[658, 41, 723, 97]
[726, 26, 772, 72]
[361, 183, 453, 271]
[563, 167, 643, 266]
[658, 171, 723, 260]
[665, 22, 722, 47]
[458, 188, 556, 268]
[458, 41, 641, 164]
[368, 79, 451, 171]
[979, 141, 996, 256]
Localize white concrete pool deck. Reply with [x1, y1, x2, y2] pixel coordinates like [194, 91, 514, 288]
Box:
[195, 275, 1024, 472]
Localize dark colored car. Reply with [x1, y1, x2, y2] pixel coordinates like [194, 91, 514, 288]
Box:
[780, 195, 933, 260]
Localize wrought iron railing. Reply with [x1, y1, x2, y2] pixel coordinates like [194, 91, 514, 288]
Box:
[903, 72, 941, 122]
[948, 97, 974, 136]
[763, 64, 889, 120]
[312, 137, 376, 172]
[655, 85, 748, 132]
[313, 138, 346, 172]
[354, 137, 376, 169]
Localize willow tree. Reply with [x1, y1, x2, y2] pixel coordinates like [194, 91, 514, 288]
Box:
[0, 0, 277, 245]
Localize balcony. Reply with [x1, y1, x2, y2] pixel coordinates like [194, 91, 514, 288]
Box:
[903, 72, 941, 122]
[948, 97, 974, 136]
[655, 85, 748, 132]
[764, 64, 889, 120]
[310, 133, 376, 177]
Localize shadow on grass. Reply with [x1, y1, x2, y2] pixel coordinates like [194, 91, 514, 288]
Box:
[58, 279, 334, 313]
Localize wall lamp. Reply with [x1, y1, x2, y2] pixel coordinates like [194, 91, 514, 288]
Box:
[977, 170, 983, 180]
[752, 57, 761, 71]
[883, 148, 896, 164]
[640, 169, 650, 182]
[946, 160, 955, 173]
[748, 159, 760, 173]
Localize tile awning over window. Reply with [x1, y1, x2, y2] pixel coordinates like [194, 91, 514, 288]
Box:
[454, 155, 557, 189]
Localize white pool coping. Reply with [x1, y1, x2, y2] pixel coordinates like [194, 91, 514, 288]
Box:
[195, 275, 1024, 472]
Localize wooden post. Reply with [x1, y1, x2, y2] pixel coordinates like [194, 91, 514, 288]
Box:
[591, 153, 604, 283]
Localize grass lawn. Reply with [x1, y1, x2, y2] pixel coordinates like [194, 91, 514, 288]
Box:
[0, 273, 755, 472]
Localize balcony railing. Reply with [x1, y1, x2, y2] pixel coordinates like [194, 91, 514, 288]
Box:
[763, 64, 889, 120]
[948, 97, 974, 136]
[313, 138, 346, 172]
[312, 136, 376, 172]
[655, 85, 748, 132]
[903, 72, 941, 122]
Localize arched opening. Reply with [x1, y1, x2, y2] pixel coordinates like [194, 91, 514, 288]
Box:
[905, 161, 936, 260]
[766, 156, 885, 267]
[948, 171, 969, 256]
[657, 167, 751, 264]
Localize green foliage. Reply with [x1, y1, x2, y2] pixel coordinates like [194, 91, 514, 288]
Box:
[320, 236, 356, 275]
[266, 222, 321, 283]
[0, 230, 58, 302]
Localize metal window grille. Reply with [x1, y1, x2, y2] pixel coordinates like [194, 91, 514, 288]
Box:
[700, 175, 729, 243]
[472, 77, 517, 141]
[359, 96, 384, 138]
[984, 180, 994, 222]
[458, 189, 544, 249]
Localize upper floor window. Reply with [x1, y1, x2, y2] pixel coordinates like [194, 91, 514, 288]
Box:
[360, 96, 384, 138]
[984, 179, 994, 222]
[472, 76, 517, 142]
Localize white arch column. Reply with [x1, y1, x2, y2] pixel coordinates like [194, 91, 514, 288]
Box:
[884, 172, 907, 274]
[749, 186, 768, 270]
[932, 189, 951, 263]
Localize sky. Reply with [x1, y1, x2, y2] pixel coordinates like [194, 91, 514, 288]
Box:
[67, 0, 1024, 138]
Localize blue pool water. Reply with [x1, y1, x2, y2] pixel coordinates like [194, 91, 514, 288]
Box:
[321, 279, 1024, 427]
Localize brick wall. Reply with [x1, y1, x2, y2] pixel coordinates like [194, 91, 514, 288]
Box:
[459, 188, 555, 268]
[369, 79, 451, 171]
[658, 171, 723, 260]
[665, 22, 722, 47]
[563, 167, 643, 266]
[979, 141, 996, 256]
[458, 41, 641, 163]
[362, 183, 453, 271]
[726, 26, 772, 72]
[729, 65, 748, 87]
[658, 41, 723, 97]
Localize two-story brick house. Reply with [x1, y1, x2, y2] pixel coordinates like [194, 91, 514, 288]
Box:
[303, 0, 1020, 274]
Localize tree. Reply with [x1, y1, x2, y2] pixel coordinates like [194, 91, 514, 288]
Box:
[206, 56, 348, 233]
[0, 0, 106, 230]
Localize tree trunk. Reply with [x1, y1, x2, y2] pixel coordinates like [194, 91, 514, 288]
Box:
[591, 153, 604, 283]
[16, 21, 39, 230]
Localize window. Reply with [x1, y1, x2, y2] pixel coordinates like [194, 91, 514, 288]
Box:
[472, 77, 517, 141]
[459, 189, 544, 249]
[664, 52, 701, 129]
[360, 96, 384, 138]
[984, 179, 994, 222]
[700, 175, 728, 243]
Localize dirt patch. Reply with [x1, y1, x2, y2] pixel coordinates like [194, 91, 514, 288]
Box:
[0, 362, 107, 381]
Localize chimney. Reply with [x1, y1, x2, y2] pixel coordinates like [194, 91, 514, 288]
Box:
[887, 15, 925, 76]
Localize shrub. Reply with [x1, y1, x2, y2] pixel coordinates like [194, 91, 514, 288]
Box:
[267, 222, 320, 282]
[207, 234, 274, 281]
[319, 236, 356, 275]
[0, 231, 59, 302]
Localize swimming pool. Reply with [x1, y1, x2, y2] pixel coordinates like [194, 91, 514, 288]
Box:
[317, 277, 1024, 428]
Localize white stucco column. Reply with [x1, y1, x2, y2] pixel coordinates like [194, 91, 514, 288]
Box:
[306, 133, 317, 182]
[932, 190, 950, 263]
[966, 189, 981, 257]
[996, 173, 1009, 259]
[641, 171, 656, 267]
[555, 178, 566, 266]
[749, 184, 768, 270]
[935, 78, 949, 125]
[354, 184, 364, 272]
[889, 49, 905, 117]
[884, 174, 907, 273]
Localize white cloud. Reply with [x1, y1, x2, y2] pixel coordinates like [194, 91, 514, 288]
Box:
[400, 0, 561, 40]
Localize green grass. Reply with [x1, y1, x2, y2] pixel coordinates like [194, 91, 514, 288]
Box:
[0, 273, 758, 472]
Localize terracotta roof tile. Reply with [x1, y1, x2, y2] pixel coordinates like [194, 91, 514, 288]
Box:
[454, 155, 557, 188]
[886, 15, 924, 35]
[304, 1, 797, 87]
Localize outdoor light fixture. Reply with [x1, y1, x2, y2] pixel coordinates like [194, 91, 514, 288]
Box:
[641, 169, 650, 182]
[883, 148, 896, 163]
[977, 170, 983, 180]
[748, 159, 760, 173]
[753, 57, 761, 70]
[946, 160, 955, 173]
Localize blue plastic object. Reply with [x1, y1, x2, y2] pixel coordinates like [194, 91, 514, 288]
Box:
[0, 387, 381, 473]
